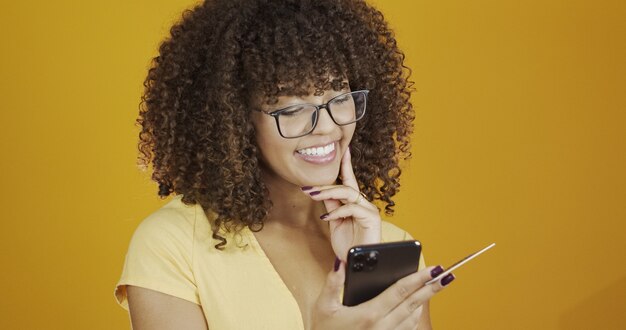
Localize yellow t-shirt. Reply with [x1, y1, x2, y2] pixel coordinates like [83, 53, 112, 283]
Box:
[115, 195, 426, 329]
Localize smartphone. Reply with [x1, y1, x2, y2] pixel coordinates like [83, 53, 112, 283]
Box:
[343, 240, 421, 306]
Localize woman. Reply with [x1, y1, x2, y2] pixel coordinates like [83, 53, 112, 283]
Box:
[115, 0, 455, 328]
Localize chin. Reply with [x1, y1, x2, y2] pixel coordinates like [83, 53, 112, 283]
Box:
[300, 170, 340, 186]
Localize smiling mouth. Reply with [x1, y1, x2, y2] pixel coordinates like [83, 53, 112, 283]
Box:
[296, 142, 336, 157]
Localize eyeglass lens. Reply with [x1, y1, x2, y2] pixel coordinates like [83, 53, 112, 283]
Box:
[277, 91, 367, 138]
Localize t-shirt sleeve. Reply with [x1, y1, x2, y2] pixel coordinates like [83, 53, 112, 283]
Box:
[114, 207, 200, 310]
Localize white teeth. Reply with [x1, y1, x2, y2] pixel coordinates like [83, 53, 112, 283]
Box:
[297, 143, 335, 156]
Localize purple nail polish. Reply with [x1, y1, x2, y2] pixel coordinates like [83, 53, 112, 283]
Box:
[431, 265, 444, 278]
[441, 273, 455, 286]
[320, 213, 329, 220]
[301, 186, 313, 191]
[309, 191, 321, 196]
[334, 257, 341, 272]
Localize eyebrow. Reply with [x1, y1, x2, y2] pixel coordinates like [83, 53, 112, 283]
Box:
[267, 90, 350, 112]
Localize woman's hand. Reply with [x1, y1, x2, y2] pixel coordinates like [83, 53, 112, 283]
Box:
[303, 147, 381, 261]
[310, 261, 455, 330]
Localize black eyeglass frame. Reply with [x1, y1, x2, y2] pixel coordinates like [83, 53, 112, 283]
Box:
[255, 90, 369, 139]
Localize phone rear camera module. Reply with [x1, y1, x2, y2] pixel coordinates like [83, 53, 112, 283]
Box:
[352, 251, 379, 272]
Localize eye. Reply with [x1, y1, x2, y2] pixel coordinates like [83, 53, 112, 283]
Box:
[333, 95, 352, 104]
[280, 106, 305, 116]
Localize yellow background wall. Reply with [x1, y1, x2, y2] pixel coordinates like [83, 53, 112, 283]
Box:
[1, 0, 624, 329]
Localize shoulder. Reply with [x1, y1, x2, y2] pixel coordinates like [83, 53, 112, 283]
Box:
[130, 195, 202, 246]
[116, 195, 205, 310]
[381, 220, 412, 242]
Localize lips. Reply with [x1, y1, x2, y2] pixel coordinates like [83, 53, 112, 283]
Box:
[296, 142, 335, 156]
[295, 142, 338, 164]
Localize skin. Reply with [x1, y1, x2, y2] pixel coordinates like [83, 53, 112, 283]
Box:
[127, 88, 452, 329]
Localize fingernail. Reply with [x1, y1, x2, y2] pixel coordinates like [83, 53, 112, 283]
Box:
[441, 273, 455, 286]
[320, 213, 329, 220]
[431, 265, 444, 278]
[334, 257, 341, 272]
[301, 186, 313, 191]
[309, 191, 321, 196]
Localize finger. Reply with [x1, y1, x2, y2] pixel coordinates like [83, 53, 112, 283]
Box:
[380, 271, 455, 327]
[308, 185, 357, 203]
[301, 185, 346, 213]
[316, 258, 346, 313]
[301, 184, 360, 194]
[308, 186, 377, 211]
[394, 305, 423, 330]
[395, 300, 430, 330]
[360, 266, 440, 317]
[300, 185, 340, 192]
[340, 147, 359, 191]
[323, 198, 342, 214]
[320, 204, 378, 227]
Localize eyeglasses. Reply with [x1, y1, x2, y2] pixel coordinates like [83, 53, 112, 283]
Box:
[255, 90, 369, 138]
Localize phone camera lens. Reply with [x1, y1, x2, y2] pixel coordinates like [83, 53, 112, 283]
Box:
[353, 262, 364, 272]
[354, 253, 365, 263]
[365, 251, 379, 270]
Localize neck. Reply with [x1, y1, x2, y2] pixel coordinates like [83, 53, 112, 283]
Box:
[261, 169, 328, 232]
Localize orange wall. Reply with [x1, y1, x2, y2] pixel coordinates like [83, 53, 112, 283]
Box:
[1, 0, 624, 329]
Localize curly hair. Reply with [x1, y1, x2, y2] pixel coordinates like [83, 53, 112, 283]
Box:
[137, 0, 415, 249]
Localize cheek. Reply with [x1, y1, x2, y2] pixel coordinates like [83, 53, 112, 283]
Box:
[342, 125, 357, 143]
[252, 116, 278, 151]
[255, 122, 295, 162]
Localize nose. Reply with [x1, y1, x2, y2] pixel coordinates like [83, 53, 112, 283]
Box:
[312, 106, 338, 135]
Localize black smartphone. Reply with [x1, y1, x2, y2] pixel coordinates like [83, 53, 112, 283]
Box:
[343, 240, 422, 306]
